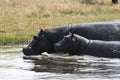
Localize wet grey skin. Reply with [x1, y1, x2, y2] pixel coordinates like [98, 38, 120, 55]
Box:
[54, 33, 120, 58]
[23, 20, 120, 55]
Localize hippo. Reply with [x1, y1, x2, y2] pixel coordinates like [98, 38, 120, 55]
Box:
[23, 20, 120, 55]
[54, 33, 120, 58]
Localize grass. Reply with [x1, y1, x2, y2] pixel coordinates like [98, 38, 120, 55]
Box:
[0, 0, 120, 45]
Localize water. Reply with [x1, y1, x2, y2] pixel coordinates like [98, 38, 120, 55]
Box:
[1, 45, 120, 80]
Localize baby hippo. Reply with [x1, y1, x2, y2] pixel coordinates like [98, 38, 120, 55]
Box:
[54, 33, 120, 58]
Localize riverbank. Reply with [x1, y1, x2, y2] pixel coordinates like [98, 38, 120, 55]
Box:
[0, 0, 120, 45]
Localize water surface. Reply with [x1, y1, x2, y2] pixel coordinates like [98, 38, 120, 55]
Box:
[0, 45, 120, 80]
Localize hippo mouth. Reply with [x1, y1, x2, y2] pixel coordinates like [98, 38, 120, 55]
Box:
[22, 47, 39, 56]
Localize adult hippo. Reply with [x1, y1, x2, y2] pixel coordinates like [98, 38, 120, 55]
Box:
[23, 20, 120, 56]
[54, 33, 120, 58]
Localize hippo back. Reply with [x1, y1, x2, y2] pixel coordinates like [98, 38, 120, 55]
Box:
[86, 40, 120, 58]
[23, 20, 120, 55]
[70, 20, 120, 41]
[43, 25, 69, 44]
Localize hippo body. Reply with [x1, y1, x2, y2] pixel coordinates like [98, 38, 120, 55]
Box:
[86, 40, 120, 58]
[44, 20, 120, 42]
[54, 33, 120, 58]
[23, 20, 120, 55]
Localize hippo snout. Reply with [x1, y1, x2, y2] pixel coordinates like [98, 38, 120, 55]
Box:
[22, 47, 34, 56]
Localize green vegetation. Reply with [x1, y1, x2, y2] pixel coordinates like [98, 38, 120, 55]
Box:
[0, 0, 120, 45]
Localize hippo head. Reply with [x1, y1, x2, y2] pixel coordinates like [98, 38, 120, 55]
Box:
[23, 29, 53, 56]
[54, 33, 89, 55]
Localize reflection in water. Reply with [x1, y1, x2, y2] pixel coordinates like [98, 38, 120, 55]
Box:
[23, 53, 120, 78]
[1, 45, 120, 80]
[33, 56, 88, 73]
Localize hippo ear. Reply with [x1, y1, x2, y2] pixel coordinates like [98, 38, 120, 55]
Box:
[71, 33, 74, 38]
[40, 29, 44, 33]
[38, 29, 44, 36]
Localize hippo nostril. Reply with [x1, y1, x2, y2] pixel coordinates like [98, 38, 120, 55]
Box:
[22, 48, 27, 54]
[23, 47, 38, 56]
[22, 48, 31, 55]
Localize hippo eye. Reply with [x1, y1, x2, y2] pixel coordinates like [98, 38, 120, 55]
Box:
[33, 36, 39, 40]
[64, 37, 71, 41]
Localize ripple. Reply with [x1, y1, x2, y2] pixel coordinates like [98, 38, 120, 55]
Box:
[1, 45, 120, 80]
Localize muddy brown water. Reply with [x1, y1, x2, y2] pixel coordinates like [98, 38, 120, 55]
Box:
[1, 45, 120, 80]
